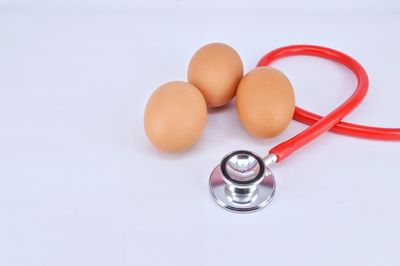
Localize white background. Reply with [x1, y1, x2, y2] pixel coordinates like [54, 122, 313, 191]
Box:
[1, 1, 399, 265]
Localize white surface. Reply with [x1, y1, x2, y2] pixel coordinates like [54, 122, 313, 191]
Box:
[1, 1, 400, 265]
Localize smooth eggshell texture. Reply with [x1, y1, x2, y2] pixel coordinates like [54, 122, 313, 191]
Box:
[236, 67, 295, 138]
[144, 81, 207, 152]
[187, 43, 243, 107]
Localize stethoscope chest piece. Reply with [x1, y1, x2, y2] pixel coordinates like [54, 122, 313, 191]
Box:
[209, 150, 276, 213]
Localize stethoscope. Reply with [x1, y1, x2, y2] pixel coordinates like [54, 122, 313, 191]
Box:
[209, 45, 400, 213]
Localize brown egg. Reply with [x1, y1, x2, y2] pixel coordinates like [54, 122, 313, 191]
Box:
[236, 67, 295, 138]
[187, 43, 243, 107]
[144, 81, 207, 152]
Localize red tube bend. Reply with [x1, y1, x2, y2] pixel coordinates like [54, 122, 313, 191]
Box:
[257, 45, 400, 162]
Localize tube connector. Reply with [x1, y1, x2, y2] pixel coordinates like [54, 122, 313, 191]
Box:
[263, 153, 277, 167]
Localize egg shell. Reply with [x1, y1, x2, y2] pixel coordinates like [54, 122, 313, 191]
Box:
[187, 43, 243, 107]
[144, 81, 207, 152]
[236, 67, 295, 138]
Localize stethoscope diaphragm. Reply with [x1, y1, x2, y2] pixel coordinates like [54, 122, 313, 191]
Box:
[209, 150, 276, 213]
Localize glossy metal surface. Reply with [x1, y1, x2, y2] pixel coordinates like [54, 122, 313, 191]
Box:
[209, 150, 276, 213]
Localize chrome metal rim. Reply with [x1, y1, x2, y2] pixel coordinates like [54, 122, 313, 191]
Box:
[209, 151, 276, 213]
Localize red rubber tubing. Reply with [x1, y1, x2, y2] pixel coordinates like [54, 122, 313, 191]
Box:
[257, 44, 400, 162]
